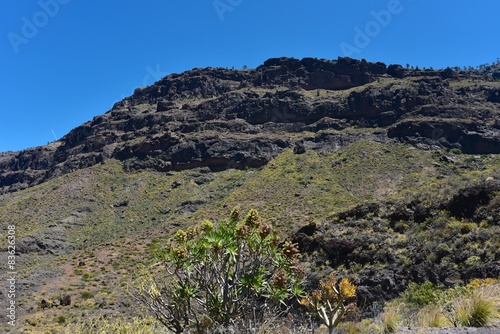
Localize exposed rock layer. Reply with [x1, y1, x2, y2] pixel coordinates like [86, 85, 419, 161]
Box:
[1, 57, 499, 193]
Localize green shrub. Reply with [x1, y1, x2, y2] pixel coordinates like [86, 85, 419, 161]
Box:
[401, 282, 442, 307]
[450, 148, 463, 155]
[81, 291, 94, 299]
[447, 221, 474, 235]
[465, 256, 481, 266]
[436, 243, 450, 259]
[393, 222, 409, 233]
[131, 208, 305, 333]
[56, 315, 66, 324]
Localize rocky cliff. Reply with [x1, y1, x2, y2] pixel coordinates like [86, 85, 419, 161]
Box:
[1, 57, 499, 194]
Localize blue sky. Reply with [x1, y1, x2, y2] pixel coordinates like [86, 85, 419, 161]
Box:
[1, 0, 499, 152]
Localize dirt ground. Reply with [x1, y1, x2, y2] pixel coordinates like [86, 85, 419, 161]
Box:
[397, 327, 500, 334]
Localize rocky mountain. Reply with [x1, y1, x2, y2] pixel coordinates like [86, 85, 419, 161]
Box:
[1, 57, 499, 194]
[0, 57, 499, 332]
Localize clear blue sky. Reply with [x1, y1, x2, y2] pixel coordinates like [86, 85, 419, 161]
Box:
[1, 0, 499, 152]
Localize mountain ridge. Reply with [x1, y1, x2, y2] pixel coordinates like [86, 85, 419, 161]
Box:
[1, 56, 499, 194]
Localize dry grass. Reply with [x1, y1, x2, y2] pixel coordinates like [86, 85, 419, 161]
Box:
[372, 303, 401, 333]
[64, 313, 316, 334]
[415, 305, 450, 328]
[446, 283, 500, 327]
[368, 280, 500, 332]
[65, 316, 169, 334]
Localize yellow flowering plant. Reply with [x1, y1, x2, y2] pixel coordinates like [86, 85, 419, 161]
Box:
[300, 274, 357, 334]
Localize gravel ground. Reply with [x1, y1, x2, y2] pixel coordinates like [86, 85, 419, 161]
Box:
[397, 327, 500, 334]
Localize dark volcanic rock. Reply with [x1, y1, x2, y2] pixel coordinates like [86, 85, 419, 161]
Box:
[119, 135, 290, 172]
[255, 57, 385, 90]
[60, 295, 71, 306]
[487, 88, 500, 103]
[1, 56, 499, 194]
[446, 180, 500, 219]
[388, 120, 500, 154]
[387, 64, 405, 78]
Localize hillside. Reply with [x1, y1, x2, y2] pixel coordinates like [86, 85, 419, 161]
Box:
[0, 57, 499, 333]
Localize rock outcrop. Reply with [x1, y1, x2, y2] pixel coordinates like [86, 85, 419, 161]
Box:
[1, 57, 499, 194]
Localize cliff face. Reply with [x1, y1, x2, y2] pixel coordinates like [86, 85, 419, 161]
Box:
[1, 57, 499, 193]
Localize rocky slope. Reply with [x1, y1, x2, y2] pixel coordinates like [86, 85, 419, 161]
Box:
[1, 57, 499, 194]
[0, 57, 499, 332]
